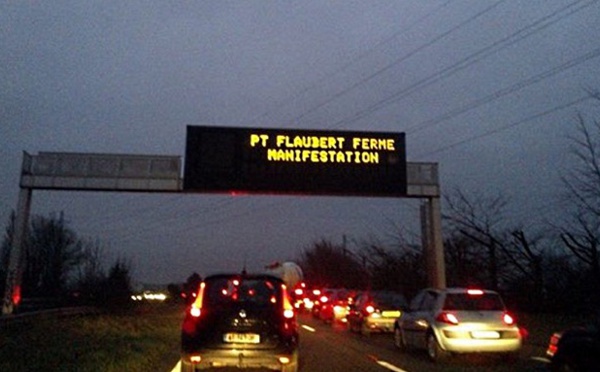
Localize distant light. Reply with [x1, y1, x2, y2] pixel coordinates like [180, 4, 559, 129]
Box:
[142, 292, 167, 301]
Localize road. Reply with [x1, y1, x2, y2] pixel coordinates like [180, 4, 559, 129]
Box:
[171, 312, 551, 372]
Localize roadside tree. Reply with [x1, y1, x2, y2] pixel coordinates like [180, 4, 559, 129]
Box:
[23, 212, 84, 297]
[558, 94, 600, 309]
[298, 238, 366, 289]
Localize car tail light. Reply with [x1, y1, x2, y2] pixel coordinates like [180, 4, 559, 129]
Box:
[190, 282, 206, 318]
[282, 284, 295, 319]
[436, 311, 459, 325]
[503, 312, 516, 326]
[467, 289, 484, 296]
[190, 355, 201, 364]
[547, 332, 562, 357]
[320, 295, 329, 303]
[365, 305, 375, 314]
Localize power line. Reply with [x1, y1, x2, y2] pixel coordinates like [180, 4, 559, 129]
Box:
[289, 0, 462, 125]
[407, 46, 600, 135]
[248, 1, 454, 126]
[326, 0, 596, 131]
[315, 0, 507, 129]
[415, 95, 591, 159]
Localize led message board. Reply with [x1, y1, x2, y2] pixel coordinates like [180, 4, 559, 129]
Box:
[183, 126, 407, 196]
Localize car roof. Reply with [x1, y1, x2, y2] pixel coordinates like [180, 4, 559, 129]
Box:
[204, 273, 285, 283]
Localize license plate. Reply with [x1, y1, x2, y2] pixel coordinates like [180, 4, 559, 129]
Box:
[223, 333, 260, 344]
[471, 331, 500, 339]
[381, 310, 401, 318]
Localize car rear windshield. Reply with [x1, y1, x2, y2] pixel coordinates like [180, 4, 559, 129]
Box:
[372, 292, 407, 309]
[443, 293, 505, 311]
[204, 277, 282, 306]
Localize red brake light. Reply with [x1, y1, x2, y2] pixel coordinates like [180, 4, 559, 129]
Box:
[320, 295, 329, 303]
[282, 284, 295, 319]
[365, 305, 375, 314]
[547, 332, 561, 357]
[190, 282, 206, 318]
[436, 312, 459, 325]
[467, 289, 484, 296]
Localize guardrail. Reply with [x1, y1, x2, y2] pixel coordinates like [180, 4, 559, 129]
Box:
[0, 306, 100, 327]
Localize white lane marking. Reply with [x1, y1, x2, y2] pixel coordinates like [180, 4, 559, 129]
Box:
[301, 324, 316, 332]
[531, 356, 551, 363]
[376, 360, 408, 372]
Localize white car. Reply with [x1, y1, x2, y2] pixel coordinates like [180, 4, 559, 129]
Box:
[393, 287, 522, 362]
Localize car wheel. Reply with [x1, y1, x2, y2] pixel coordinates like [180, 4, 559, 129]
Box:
[394, 327, 407, 351]
[426, 333, 449, 362]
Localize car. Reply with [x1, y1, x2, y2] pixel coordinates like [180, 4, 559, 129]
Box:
[546, 317, 600, 371]
[319, 288, 356, 324]
[300, 288, 321, 313]
[290, 282, 308, 311]
[346, 290, 407, 335]
[310, 288, 337, 319]
[394, 287, 522, 362]
[180, 273, 299, 371]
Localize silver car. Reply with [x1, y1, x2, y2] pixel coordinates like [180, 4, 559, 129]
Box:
[393, 288, 522, 362]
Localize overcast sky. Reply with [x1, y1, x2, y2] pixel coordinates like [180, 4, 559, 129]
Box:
[2, 1, 600, 285]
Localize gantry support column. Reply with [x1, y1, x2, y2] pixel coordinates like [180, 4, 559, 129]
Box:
[421, 196, 446, 289]
[2, 187, 32, 315]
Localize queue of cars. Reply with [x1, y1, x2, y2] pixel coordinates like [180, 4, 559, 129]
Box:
[305, 286, 525, 363]
[180, 276, 599, 369]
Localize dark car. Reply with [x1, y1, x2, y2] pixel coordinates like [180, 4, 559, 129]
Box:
[347, 290, 407, 335]
[310, 288, 337, 319]
[546, 318, 600, 371]
[180, 273, 299, 371]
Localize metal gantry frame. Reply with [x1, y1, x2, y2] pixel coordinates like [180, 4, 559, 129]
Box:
[2, 152, 445, 315]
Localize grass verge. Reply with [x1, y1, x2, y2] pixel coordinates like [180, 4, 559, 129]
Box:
[0, 302, 184, 372]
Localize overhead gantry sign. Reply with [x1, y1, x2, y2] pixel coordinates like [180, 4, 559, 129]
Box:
[184, 126, 407, 196]
[3, 126, 444, 315]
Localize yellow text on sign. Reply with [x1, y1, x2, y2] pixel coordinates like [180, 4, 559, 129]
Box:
[250, 133, 396, 152]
